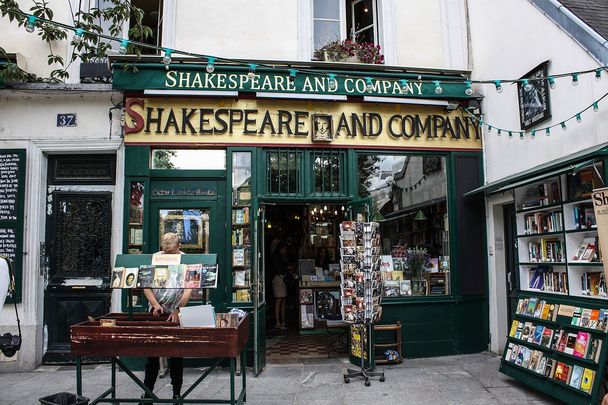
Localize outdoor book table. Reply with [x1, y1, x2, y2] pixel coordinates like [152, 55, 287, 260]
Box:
[71, 312, 249, 404]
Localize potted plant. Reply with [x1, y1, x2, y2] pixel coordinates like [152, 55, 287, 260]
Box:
[313, 39, 384, 64]
[405, 247, 429, 295]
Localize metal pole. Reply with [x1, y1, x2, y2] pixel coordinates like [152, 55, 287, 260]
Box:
[76, 356, 82, 396]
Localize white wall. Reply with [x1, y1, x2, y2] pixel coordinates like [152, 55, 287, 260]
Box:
[0, 90, 124, 371]
[469, 0, 608, 183]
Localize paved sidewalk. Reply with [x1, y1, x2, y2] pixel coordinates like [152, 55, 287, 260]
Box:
[0, 352, 558, 405]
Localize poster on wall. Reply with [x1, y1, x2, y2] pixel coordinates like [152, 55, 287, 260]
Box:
[518, 61, 552, 130]
[592, 187, 608, 279]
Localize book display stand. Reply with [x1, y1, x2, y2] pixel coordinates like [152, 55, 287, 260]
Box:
[500, 163, 608, 404]
[339, 220, 385, 386]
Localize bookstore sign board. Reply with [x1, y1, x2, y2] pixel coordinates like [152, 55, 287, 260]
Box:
[592, 187, 608, 279]
[123, 98, 482, 150]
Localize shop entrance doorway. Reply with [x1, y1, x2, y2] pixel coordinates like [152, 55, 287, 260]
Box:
[263, 203, 348, 362]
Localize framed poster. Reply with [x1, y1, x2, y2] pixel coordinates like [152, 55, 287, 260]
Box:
[159, 209, 208, 251]
[518, 61, 551, 130]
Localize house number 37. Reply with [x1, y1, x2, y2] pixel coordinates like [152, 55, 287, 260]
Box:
[57, 113, 77, 127]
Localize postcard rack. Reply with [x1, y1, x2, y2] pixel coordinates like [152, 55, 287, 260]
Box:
[339, 220, 385, 386]
[499, 292, 608, 404]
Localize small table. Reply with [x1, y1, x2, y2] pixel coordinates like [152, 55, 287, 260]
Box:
[71, 313, 248, 404]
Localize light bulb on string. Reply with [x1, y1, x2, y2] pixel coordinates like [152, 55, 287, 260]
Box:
[289, 69, 298, 83]
[494, 80, 503, 93]
[596, 68, 603, 81]
[519, 132, 524, 140]
[119, 39, 129, 55]
[547, 76, 556, 89]
[561, 122, 567, 131]
[162, 49, 172, 69]
[497, 129, 502, 136]
[206, 57, 215, 73]
[247, 64, 258, 79]
[508, 131, 513, 138]
[328, 74, 337, 91]
[522, 79, 532, 92]
[576, 113, 582, 123]
[433, 80, 443, 94]
[488, 125, 492, 132]
[400, 79, 409, 94]
[531, 130, 536, 138]
[571, 73, 579, 86]
[464, 80, 473, 96]
[25, 15, 37, 33]
[546, 128, 551, 136]
[365, 77, 374, 92]
[593, 102, 599, 112]
[73, 28, 84, 44]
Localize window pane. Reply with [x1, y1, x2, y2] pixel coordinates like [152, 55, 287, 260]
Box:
[313, 152, 342, 194]
[314, 0, 340, 19]
[314, 20, 341, 50]
[354, 26, 374, 43]
[358, 154, 450, 297]
[353, 0, 374, 30]
[267, 149, 301, 195]
[151, 149, 226, 170]
[232, 152, 251, 205]
[159, 209, 210, 254]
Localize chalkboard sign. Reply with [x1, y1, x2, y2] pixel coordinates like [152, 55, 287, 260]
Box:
[0, 150, 25, 303]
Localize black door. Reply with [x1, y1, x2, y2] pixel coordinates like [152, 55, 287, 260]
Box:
[43, 192, 113, 363]
[503, 204, 517, 326]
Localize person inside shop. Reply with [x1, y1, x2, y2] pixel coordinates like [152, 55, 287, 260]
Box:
[315, 246, 330, 274]
[142, 232, 192, 401]
[272, 243, 289, 330]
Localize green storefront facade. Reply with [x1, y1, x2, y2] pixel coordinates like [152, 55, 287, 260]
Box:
[114, 59, 489, 373]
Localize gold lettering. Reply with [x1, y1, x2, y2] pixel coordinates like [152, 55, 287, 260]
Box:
[165, 71, 177, 87]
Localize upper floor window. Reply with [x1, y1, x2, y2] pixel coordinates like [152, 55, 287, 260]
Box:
[313, 0, 378, 55]
[130, 0, 163, 54]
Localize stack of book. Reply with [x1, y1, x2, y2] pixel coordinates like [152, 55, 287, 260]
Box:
[523, 211, 563, 234]
[527, 239, 565, 263]
[581, 272, 607, 297]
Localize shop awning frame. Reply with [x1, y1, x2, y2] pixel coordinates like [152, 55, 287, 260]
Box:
[464, 141, 608, 197]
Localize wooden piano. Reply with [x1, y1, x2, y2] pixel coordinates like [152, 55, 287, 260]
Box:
[71, 313, 249, 404]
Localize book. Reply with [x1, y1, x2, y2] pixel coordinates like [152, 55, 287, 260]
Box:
[526, 298, 538, 316]
[544, 358, 556, 378]
[123, 267, 138, 288]
[572, 243, 590, 261]
[215, 313, 240, 328]
[532, 325, 544, 345]
[200, 264, 218, 288]
[546, 303, 558, 321]
[527, 325, 536, 342]
[505, 343, 514, 361]
[586, 337, 602, 362]
[580, 368, 595, 393]
[571, 307, 582, 326]
[509, 320, 519, 337]
[598, 309, 608, 332]
[529, 350, 540, 371]
[521, 322, 532, 342]
[553, 362, 571, 384]
[510, 344, 519, 363]
[569, 365, 584, 389]
[589, 273, 602, 296]
[540, 302, 551, 320]
[573, 332, 589, 358]
[515, 346, 525, 366]
[589, 309, 600, 329]
[300, 288, 313, 304]
[558, 304, 575, 318]
[137, 265, 155, 288]
[534, 300, 545, 318]
[580, 308, 592, 328]
[399, 280, 412, 296]
[516, 298, 527, 314]
[152, 266, 169, 288]
[521, 347, 531, 368]
[233, 269, 248, 287]
[541, 327, 553, 348]
[556, 331, 568, 352]
[536, 355, 547, 374]
[515, 322, 524, 340]
[184, 264, 203, 288]
[165, 265, 184, 289]
[564, 333, 577, 355]
[111, 267, 125, 288]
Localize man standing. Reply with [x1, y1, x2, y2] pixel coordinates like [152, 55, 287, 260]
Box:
[142, 232, 192, 401]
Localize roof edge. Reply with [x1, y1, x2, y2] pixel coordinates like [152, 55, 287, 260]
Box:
[528, 0, 608, 65]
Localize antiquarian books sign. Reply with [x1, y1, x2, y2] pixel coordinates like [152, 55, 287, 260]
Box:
[0, 150, 26, 303]
[592, 187, 608, 279]
[124, 98, 482, 150]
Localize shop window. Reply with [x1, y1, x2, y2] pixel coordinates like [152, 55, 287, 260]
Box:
[151, 149, 226, 170]
[358, 154, 450, 297]
[312, 149, 344, 195]
[313, 0, 378, 54]
[130, 0, 163, 55]
[265, 149, 303, 195]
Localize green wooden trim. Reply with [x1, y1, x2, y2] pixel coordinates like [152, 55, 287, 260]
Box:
[124, 146, 150, 176]
[149, 169, 227, 178]
[0, 149, 26, 303]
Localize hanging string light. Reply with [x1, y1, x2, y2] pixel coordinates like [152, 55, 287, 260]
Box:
[119, 39, 129, 55]
[72, 28, 84, 44]
[433, 80, 443, 94]
[206, 57, 215, 73]
[162, 49, 172, 69]
[289, 69, 298, 83]
[548, 76, 556, 89]
[596, 68, 603, 81]
[400, 79, 409, 94]
[328, 73, 337, 90]
[464, 80, 473, 96]
[494, 80, 503, 93]
[25, 15, 37, 33]
[561, 122, 567, 131]
[572, 73, 579, 86]
[522, 79, 532, 92]
[247, 63, 257, 79]
[365, 77, 374, 92]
